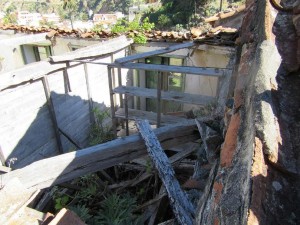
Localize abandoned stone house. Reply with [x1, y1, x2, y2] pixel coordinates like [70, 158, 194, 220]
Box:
[0, 0, 300, 224]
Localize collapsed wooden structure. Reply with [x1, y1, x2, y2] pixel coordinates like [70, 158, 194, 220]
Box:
[2, 1, 299, 224]
[0, 31, 236, 224]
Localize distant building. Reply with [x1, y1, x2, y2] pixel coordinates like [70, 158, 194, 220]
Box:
[0, 12, 5, 21]
[17, 11, 42, 27]
[41, 13, 60, 25]
[93, 12, 124, 28]
[17, 11, 60, 27]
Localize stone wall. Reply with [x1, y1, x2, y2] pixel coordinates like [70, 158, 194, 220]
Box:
[196, 0, 300, 224]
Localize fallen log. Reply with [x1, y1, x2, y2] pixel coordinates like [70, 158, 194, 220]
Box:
[136, 120, 195, 225]
[1, 121, 198, 192]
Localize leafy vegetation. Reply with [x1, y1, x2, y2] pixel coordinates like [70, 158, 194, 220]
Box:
[89, 107, 114, 146]
[143, 0, 245, 29]
[96, 194, 141, 225]
[109, 17, 154, 43]
[51, 172, 143, 224]
[2, 3, 17, 25]
[1, 0, 245, 29]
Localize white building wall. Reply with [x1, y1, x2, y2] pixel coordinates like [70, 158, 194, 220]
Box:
[0, 33, 49, 73]
[132, 43, 234, 111]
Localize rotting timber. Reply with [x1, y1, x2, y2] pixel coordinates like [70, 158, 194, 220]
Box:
[1, 0, 300, 224]
[0, 31, 235, 223]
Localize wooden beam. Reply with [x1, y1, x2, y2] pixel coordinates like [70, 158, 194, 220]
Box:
[115, 42, 195, 64]
[0, 178, 36, 224]
[157, 72, 162, 127]
[107, 66, 117, 137]
[83, 63, 94, 124]
[136, 120, 195, 225]
[41, 77, 64, 154]
[115, 108, 191, 125]
[121, 63, 225, 77]
[50, 36, 133, 63]
[0, 62, 65, 91]
[114, 86, 215, 105]
[1, 121, 198, 192]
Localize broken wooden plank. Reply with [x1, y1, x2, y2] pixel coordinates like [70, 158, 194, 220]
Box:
[147, 186, 166, 225]
[136, 120, 195, 225]
[115, 42, 195, 64]
[114, 86, 215, 106]
[157, 219, 175, 225]
[168, 142, 200, 152]
[50, 36, 133, 63]
[121, 62, 225, 77]
[169, 145, 197, 164]
[133, 142, 197, 169]
[1, 121, 198, 192]
[108, 171, 152, 189]
[0, 178, 37, 225]
[7, 207, 46, 225]
[115, 108, 190, 125]
[48, 208, 86, 225]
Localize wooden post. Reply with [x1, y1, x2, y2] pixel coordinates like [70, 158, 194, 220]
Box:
[219, 0, 223, 12]
[63, 62, 72, 93]
[117, 66, 125, 129]
[41, 76, 64, 154]
[83, 63, 95, 124]
[124, 94, 129, 136]
[110, 54, 117, 104]
[107, 66, 117, 137]
[157, 71, 162, 128]
[117, 66, 124, 108]
[136, 120, 195, 225]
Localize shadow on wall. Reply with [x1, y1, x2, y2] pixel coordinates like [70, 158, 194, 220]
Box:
[250, 3, 300, 224]
[2, 91, 110, 170]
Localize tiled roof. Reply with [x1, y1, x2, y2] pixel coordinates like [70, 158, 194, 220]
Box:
[205, 5, 246, 23]
[0, 24, 238, 45]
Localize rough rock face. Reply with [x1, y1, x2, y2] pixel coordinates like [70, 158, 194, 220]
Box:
[272, 0, 300, 72]
[196, 0, 300, 224]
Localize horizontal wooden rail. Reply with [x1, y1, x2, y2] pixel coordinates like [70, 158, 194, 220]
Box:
[115, 42, 195, 64]
[122, 63, 225, 77]
[114, 86, 215, 105]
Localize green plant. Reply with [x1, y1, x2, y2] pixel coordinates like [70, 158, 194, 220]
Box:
[174, 24, 184, 32]
[110, 16, 154, 43]
[157, 14, 172, 29]
[69, 205, 92, 223]
[55, 195, 70, 210]
[128, 19, 140, 31]
[145, 159, 152, 174]
[96, 193, 141, 225]
[91, 24, 104, 33]
[2, 7, 17, 25]
[74, 174, 103, 204]
[51, 186, 71, 211]
[39, 19, 55, 28]
[111, 19, 128, 33]
[89, 108, 114, 146]
[141, 17, 155, 32]
[133, 33, 147, 44]
[194, 101, 217, 117]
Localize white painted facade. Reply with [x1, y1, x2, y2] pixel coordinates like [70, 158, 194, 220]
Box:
[132, 43, 235, 111]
